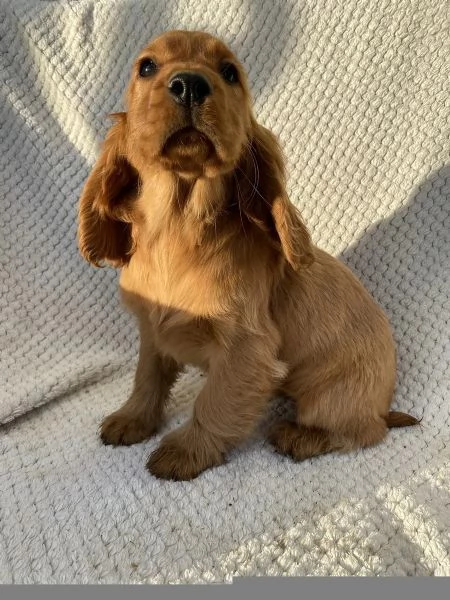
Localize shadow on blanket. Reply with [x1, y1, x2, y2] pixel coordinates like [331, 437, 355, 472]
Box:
[340, 164, 449, 421]
[22, 0, 296, 138]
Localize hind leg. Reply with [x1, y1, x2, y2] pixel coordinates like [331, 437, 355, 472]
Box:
[270, 356, 395, 461]
[268, 380, 390, 461]
[268, 417, 388, 461]
[268, 420, 349, 460]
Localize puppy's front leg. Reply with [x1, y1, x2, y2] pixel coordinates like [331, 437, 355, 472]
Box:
[147, 333, 285, 480]
[101, 316, 180, 446]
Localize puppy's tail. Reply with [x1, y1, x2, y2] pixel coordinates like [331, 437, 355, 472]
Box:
[385, 411, 421, 428]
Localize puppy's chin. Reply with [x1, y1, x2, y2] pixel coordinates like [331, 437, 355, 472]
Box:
[161, 127, 215, 177]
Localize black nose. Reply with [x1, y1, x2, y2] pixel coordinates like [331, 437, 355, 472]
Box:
[168, 72, 211, 107]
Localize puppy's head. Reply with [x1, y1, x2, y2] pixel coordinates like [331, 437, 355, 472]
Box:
[127, 30, 252, 178]
[78, 31, 313, 270]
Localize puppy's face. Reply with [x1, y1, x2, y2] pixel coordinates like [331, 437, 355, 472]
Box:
[126, 30, 252, 178]
[78, 30, 313, 270]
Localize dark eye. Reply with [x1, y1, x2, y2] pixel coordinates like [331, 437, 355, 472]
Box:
[139, 58, 158, 78]
[220, 62, 239, 84]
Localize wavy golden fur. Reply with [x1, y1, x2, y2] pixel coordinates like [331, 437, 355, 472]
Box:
[78, 30, 418, 480]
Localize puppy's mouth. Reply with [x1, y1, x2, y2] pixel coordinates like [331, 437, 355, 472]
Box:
[162, 126, 215, 164]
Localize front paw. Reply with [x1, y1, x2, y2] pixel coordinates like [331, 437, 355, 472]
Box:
[147, 429, 224, 481]
[100, 410, 158, 446]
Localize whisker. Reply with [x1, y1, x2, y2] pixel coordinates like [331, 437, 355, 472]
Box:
[235, 164, 271, 208]
[233, 172, 248, 238]
[247, 143, 260, 197]
[235, 140, 271, 209]
[213, 211, 218, 242]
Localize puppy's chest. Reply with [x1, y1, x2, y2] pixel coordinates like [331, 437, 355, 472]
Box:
[150, 304, 218, 368]
[126, 237, 233, 314]
[120, 238, 236, 366]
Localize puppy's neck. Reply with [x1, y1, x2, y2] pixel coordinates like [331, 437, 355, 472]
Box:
[138, 168, 233, 241]
[182, 173, 230, 224]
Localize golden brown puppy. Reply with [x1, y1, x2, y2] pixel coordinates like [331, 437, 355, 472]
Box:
[78, 30, 418, 480]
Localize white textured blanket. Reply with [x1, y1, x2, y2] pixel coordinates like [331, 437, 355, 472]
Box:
[1, 0, 449, 583]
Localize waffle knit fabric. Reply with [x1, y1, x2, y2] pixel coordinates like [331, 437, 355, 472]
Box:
[1, 0, 449, 583]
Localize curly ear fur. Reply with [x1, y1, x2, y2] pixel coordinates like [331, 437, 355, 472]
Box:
[239, 119, 314, 270]
[78, 113, 139, 267]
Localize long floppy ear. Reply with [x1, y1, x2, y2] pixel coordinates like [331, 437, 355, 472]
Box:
[78, 112, 139, 267]
[240, 120, 314, 270]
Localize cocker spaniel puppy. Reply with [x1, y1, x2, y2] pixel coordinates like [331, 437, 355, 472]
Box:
[78, 30, 418, 480]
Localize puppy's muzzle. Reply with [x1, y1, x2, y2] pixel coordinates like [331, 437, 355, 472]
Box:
[168, 72, 211, 107]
